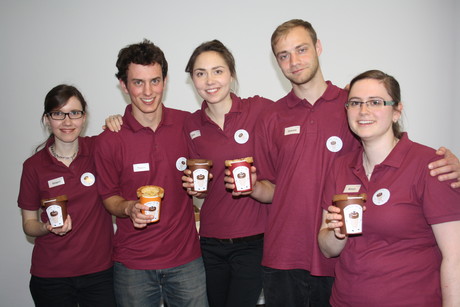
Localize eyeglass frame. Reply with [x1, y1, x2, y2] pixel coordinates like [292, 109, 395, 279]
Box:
[46, 110, 85, 120]
[345, 99, 396, 110]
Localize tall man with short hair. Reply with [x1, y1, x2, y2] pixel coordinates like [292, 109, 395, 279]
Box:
[243, 19, 460, 306]
[95, 39, 208, 307]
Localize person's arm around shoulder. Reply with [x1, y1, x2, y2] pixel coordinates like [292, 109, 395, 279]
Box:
[224, 166, 274, 203]
[103, 115, 123, 132]
[429, 147, 460, 188]
[318, 207, 348, 258]
[431, 220, 460, 306]
[102, 195, 153, 228]
[22, 209, 72, 237]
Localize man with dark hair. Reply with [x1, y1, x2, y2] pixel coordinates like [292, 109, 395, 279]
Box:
[95, 39, 208, 307]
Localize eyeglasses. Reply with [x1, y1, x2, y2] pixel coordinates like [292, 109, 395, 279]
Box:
[47, 110, 85, 120]
[345, 99, 396, 109]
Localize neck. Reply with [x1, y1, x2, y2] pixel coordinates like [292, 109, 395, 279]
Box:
[132, 106, 163, 132]
[53, 138, 79, 156]
[292, 70, 327, 105]
[362, 135, 399, 178]
[205, 96, 232, 130]
[50, 139, 79, 165]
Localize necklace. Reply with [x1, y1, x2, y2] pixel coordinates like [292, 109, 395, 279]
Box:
[362, 152, 373, 179]
[50, 144, 78, 160]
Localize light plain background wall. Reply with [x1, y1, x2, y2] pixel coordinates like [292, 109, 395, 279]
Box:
[1, 0, 458, 305]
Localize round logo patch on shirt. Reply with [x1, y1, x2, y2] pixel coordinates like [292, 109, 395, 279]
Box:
[326, 136, 343, 153]
[176, 157, 187, 171]
[80, 172, 95, 187]
[234, 129, 249, 144]
[372, 188, 390, 206]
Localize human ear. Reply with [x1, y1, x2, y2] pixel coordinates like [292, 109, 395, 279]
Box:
[315, 39, 323, 56]
[119, 79, 129, 94]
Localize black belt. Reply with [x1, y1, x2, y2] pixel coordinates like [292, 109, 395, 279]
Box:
[214, 233, 264, 244]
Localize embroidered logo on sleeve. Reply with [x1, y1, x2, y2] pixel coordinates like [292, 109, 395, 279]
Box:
[133, 163, 150, 172]
[190, 130, 201, 140]
[48, 176, 65, 188]
[284, 126, 300, 135]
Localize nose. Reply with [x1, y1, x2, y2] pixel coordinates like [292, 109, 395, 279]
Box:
[359, 102, 371, 113]
[289, 53, 299, 66]
[205, 74, 215, 85]
[62, 114, 72, 124]
[143, 83, 153, 96]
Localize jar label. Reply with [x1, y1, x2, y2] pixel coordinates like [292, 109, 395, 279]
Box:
[46, 205, 64, 228]
[193, 169, 209, 192]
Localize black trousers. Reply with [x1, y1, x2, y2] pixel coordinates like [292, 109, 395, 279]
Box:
[29, 267, 116, 307]
[263, 266, 334, 307]
[200, 236, 264, 307]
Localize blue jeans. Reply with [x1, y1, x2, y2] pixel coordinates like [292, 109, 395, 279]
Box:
[200, 236, 263, 307]
[29, 267, 115, 307]
[114, 257, 208, 307]
[263, 266, 333, 307]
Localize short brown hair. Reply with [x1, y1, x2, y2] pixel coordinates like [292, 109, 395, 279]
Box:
[271, 19, 318, 54]
[115, 39, 168, 84]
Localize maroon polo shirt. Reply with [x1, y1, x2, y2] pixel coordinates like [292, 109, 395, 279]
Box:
[18, 136, 114, 278]
[95, 104, 201, 270]
[184, 93, 272, 238]
[322, 133, 460, 306]
[255, 82, 360, 276]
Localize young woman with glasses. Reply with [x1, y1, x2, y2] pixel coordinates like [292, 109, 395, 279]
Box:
[318, 70, 460, 306]
[17, 84, 115, 307]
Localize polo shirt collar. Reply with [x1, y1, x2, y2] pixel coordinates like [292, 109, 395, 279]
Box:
[199, 92, 242, 123]
[350, 132, 411, 173]
[123, 104, 170, 132]
[43, 136, 89, 164]
[286, 81, 343, 108]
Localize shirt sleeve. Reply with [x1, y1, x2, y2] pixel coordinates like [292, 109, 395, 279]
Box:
[253, 110, 277, 184]
[94, 132, 124, 200]
[17, 159, 41, 211]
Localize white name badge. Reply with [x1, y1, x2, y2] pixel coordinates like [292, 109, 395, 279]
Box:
[48, 176, 65, 188]
[284, 126, 300, 135]
[190, 130, 201, 140]
[343, 184, 361, 193]
[133, 163, 150, 172]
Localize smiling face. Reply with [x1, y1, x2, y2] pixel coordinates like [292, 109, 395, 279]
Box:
[347, 78, 402, 142]
[44, 96, 86, 144]
[120, 63, 166, 119]
[191, 51, 233, 106]
[273, 26, 322, 86]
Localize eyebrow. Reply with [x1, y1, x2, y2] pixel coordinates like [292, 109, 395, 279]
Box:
[276, 43, 310, 57]
[193, 65, 225, 72]
[348, 96, 385, 100]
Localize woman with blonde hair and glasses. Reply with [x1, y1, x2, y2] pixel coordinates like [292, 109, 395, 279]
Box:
[18, 84, 115, 307]
[318, 70, 460, 306]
